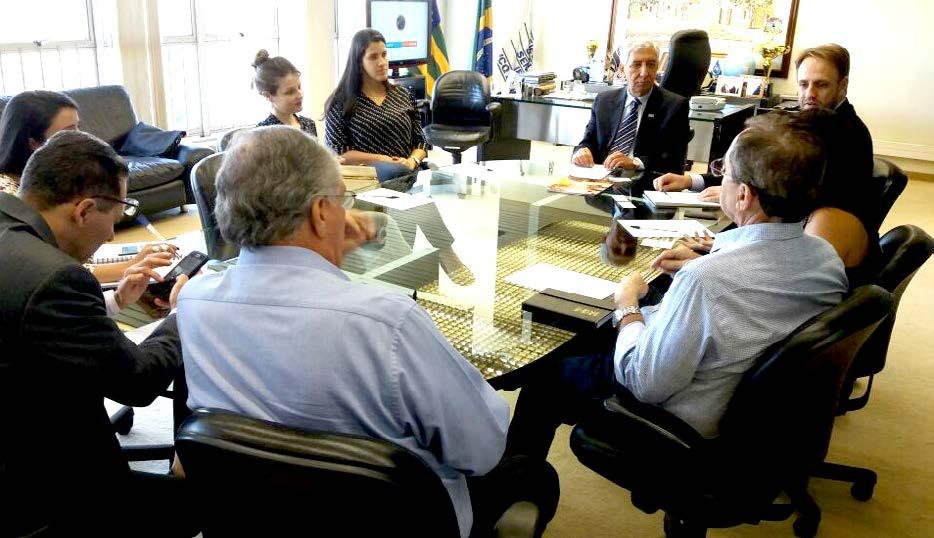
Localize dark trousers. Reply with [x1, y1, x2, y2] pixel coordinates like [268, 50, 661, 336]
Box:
[466, 455, 560, 537]
[40, 470, 200, 537]
[506, 345, 622, 461]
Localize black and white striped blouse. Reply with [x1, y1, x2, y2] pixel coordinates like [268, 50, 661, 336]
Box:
[325, 84, 426, 159]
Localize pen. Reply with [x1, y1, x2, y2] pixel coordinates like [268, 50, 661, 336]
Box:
[365, 194, 400, 199]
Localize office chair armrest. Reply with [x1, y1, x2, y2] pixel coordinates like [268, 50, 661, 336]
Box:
[486, 101, 502, 114]
[600, 394, 706, 449]
[415, 98, 431, 113]
[174, 144, 214, 169]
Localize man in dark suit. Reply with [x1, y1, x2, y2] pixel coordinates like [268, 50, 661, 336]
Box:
[0, 131, 196, 536]
[656, 43, 874, 203]
[572, 41, 690, 177]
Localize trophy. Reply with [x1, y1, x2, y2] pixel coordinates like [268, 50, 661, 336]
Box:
[758, 17, 788, 96]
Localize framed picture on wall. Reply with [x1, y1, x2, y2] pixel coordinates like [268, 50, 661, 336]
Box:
[743, 75, 765, 98]
[610, 0, 801, 80]
[715, 75, 744, 96]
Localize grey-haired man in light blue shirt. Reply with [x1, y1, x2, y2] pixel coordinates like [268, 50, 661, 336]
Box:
[507, 112, 848, 460]
[177, 126, 558, 538]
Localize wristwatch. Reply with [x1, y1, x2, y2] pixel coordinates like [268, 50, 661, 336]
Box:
[613, 305, 641, 327]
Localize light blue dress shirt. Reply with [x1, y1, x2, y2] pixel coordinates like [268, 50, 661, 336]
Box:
[178, 246, 509, 538]
[614, 222, 848, 437]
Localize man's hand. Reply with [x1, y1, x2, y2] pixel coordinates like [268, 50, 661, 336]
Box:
[681, 232, 714, 253]
[604, 152, 636, 171]
[616, 272, 648, 307]
[651, 245, 702, 276]
[571, 147, 594, 167]
[342, 209, 377, 254]
[131, 243, 178, 264]
[154, 274, 188, 310]
[113, 252, 175, 309]
[653, 173, 693, 192]
[698, 186, 721, 203]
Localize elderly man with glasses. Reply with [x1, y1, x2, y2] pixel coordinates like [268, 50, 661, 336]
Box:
[0, 130, 198, 537]
[505, 112, 849, 462]
[177, 126, 559, 538]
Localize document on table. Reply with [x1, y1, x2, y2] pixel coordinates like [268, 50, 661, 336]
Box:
[356, 188, 434, 210]
[608, 194, 636, 209]
[643, 190, 720, 208]
[567, 164, 633, 183]
[506, 263, 619, 300]
[617, 219, 712, 238]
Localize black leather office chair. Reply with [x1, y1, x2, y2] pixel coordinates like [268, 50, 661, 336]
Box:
[176, 408, 542, 538]
[840, 224, 933, 413]
[660, 29, 711, 99]
[216, 126, 249, 152]
[423, 70, 501, 164]
[569, 285, 893, 538]
[190, 153, 240, 261]
[868, 158, 909, 231]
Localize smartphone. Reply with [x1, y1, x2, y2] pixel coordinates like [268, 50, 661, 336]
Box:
[148, 251, 209, 299]
[120, 245, 141, 256]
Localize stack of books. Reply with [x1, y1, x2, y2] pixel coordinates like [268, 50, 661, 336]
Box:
[522, 72, 556, 96]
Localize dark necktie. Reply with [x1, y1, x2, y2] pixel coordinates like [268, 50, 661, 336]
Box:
[610, 98, 641, 155]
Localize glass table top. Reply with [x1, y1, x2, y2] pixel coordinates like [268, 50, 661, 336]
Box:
[349, 160, 727, 385]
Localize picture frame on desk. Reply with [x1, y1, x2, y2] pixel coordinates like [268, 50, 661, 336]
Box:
[743, 75, 765, 98]
[715, 75, 744, 97]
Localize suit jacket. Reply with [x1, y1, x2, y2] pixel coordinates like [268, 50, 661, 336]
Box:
[575, 85, 690, 176]
[0, 193, 182, 535]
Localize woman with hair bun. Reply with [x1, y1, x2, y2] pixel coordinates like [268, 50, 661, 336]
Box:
[252, 49, 317, 136]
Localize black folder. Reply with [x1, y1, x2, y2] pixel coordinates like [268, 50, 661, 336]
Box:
[522, 288, 617, 332]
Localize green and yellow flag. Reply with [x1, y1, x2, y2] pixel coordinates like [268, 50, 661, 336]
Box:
[473, 0, 494, 84]
[417, 0, 449, 96]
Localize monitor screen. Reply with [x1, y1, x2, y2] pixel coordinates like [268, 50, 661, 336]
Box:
[367, 0, 430, 66]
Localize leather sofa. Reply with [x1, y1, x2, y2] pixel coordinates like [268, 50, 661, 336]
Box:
[0, 85, 213, 216]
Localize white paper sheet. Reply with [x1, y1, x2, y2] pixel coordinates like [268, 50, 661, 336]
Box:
[505, 263, 619, 300]
[568, 164, 612, 181]
[608, 194, 636, 209]
[356, 188, 435, 210]
[644, 190, 720, 208]
[617, 219, 713, 238]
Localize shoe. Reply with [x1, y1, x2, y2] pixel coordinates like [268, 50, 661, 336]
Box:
[439, 247, 475, 285]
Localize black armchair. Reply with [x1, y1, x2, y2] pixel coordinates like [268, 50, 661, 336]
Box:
[569, 285, 893, 538]
[660, 29, 711, 99]
[190, 153, 239, 261]
[423, 70, 500, 164]
[867, 158, 909, 231]
[840, 224, 933, 412]
[176, 408, 542, 538]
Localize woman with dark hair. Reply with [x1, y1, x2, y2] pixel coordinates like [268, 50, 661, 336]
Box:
[324, 29, 471, 281]
[0, 90, 80, 193]
[325, 28, 426, 182]
[252, 49, 318, 136]
[0, 89, 178, 288]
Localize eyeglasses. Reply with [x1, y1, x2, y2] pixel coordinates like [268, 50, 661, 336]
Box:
[321, 192, 356, 209]
[93, 196, 140, 217]
[709, 158, 725, 177]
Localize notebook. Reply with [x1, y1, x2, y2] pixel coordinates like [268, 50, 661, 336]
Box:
[643, 190, 720, 209]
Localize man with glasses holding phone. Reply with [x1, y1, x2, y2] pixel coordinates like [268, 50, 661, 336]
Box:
[0, 130, 198, 537]
[178, 126, 559, 538]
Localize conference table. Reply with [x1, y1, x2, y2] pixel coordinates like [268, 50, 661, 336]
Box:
[350, 160, 727, 389]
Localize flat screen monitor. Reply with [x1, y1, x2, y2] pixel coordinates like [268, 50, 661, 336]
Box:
[367, 0, 430, 67]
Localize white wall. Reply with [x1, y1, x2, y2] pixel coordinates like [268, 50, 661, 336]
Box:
[771, 0, 934, 171]
[440, 0, 934, 171]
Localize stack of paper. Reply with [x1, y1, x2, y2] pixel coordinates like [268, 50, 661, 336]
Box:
[505, 263, 619, 300]
[340, 165, 377, 180]
[568, 164, 632, 183]
[617, 219, 712, 238]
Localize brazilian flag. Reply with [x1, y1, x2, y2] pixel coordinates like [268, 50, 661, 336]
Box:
[473, 0, 493, 83]
[417, 0, 449, 96]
